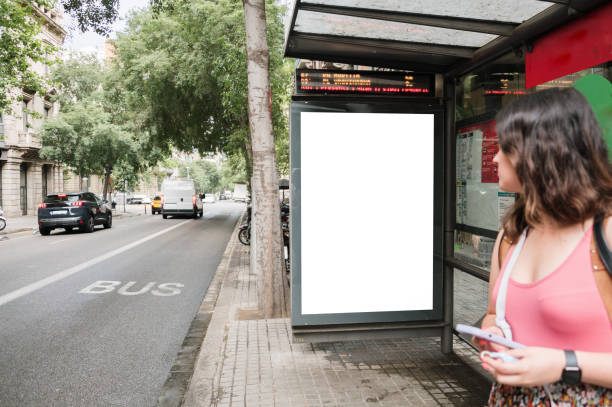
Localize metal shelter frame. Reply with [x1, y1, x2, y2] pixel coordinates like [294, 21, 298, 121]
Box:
[284, 0, 610, 353]
[285, 0, 608, 76]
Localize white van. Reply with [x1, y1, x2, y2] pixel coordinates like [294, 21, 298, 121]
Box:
[233, 183, 249, 202]
[161, 179, 204, 219]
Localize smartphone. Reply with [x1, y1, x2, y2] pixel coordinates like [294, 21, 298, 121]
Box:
[455, 324, 526, 349]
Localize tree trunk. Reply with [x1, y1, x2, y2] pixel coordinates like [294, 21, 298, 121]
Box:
[243, 0, 289, 318]
[78, 164, 83, 191]
[103, 166, 112, 201]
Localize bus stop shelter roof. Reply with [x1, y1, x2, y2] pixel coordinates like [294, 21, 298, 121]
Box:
[284, 0, 608, 75]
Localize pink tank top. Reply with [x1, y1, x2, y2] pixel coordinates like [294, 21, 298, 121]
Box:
[493, 226, 612, 352]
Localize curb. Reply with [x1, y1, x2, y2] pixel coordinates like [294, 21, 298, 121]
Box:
[155, 211, 243, 407]
[0, 227, 37, 236]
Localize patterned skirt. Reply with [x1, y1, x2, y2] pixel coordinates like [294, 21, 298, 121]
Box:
[488, 382, 612, 406]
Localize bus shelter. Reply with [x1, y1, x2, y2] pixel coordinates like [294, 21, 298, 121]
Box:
[284, 0, 612, 353]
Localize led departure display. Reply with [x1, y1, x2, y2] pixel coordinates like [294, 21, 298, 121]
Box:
[296, 70, 434, 96]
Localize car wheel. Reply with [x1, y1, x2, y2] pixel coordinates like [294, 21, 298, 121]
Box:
[81, 215, 95, 233]
[162, 214, 168, 219]
[104, 213, 112, 229]
[39, 227, 51, 236]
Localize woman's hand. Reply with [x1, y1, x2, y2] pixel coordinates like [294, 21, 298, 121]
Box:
[472, 325, 510, 352]
[481, 347, 565, 387]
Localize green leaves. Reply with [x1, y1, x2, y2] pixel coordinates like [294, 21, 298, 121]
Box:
[179, 160, 222, 193]
[112, 0, 292, 174]
[50, 53, 104, 109]
[0, 0, 55, 112]
[61, 0, 119, 36]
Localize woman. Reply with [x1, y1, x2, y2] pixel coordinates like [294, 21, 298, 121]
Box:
[476, 87, 612, 406]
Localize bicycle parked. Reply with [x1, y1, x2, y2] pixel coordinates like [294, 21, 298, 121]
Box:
[0, 206, 6, 232]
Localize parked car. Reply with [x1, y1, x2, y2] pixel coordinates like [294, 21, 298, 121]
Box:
[203, 194, 216, 204]
[151, 195, 163, 214]
[128, 194, 148, 204]
[112, 192, 131, 205]
[37, 192, 112, 235]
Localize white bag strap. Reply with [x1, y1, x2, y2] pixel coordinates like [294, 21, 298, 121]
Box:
[495, 228, 528, 341]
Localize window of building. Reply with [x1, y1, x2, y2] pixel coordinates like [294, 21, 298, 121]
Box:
[44, 106, 51, 119]
[22, 100, 29, 131]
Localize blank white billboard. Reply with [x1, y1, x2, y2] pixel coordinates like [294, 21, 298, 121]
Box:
[300, 112, 434, 315]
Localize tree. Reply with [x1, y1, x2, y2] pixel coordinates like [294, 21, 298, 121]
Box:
[243, 0, 288, 318]
[42, 54, 167, 198]
[1, 0, 139, 111]
[91, 123, 138, 200]
[111, 0, 291, 317]
[61, 0, 119, 35]
[220, 155, 248, 191]
[112, 1, 291, 173]
[0, 0, 55, 111]
[178, 160, 221, 193]
[51, 52, 104, 109]
[40, 103, 105, 190]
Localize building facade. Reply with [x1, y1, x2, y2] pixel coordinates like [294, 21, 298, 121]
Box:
[0, 5, 67, 216]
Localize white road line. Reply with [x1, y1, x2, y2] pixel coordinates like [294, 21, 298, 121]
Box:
[0, 219, 192, 307]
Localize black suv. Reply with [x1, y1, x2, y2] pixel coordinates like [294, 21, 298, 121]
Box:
[37, 192, 112, 235]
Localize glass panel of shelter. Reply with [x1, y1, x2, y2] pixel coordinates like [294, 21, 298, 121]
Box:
[454, 54, 612, 274]
[294, 10, 497, 47]
[454, 51, 526, 272]
[302, 0, 552, 23]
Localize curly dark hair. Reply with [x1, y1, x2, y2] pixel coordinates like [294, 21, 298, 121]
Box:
[496, 87, 612, 241]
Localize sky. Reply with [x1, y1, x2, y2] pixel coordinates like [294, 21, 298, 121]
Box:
[62, 0, 147, 57]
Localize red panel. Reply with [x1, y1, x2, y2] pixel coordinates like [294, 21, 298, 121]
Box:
[526, 3, 612, 89]
[457, 120, 499, 183]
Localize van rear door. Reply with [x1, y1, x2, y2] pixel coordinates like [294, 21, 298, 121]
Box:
[162, 182, 195, 212]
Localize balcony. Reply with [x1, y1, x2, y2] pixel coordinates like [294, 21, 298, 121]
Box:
[17, 132, 42, 149]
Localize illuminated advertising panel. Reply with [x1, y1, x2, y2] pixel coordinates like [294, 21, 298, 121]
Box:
[296, 70, 434, 96]
[290, 101, 444, 326]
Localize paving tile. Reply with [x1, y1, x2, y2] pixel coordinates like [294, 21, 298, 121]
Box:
[206, 242, 492, 407]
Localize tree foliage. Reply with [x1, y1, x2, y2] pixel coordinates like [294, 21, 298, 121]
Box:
[39, 103, 104, 190]
[178, 160, 221, 193]
[51, 52, 104, 108]
[0, 0, 55, 112]
[41, 54, 164, 198]
[1, 0, 140, 112]
[62, 0, 119, 35]
[111, 0, 292, 174]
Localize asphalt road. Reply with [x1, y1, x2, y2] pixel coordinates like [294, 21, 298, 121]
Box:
[0, 200, 244, 407]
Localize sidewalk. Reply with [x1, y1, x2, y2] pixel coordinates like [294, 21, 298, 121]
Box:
[0, 204, 148, 235]
[182, 226, 492, 406]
